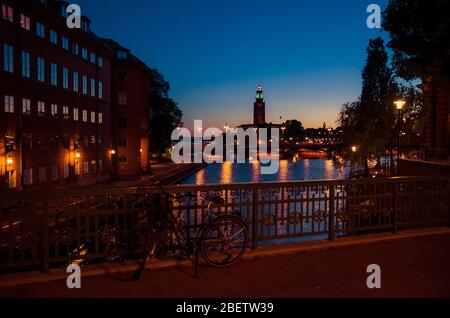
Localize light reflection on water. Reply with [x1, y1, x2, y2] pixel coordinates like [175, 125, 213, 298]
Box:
[181, 159, 348, 185]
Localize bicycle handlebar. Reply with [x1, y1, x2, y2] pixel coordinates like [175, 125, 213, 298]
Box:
[156, 181, 193, 200]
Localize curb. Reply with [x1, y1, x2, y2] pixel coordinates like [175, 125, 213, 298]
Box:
[1, 226, 449, 288]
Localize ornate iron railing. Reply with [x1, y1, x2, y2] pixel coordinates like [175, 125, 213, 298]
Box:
[0, 176, 449, 273]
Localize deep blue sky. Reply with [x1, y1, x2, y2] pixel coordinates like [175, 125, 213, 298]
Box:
[76, 0, 389, 129]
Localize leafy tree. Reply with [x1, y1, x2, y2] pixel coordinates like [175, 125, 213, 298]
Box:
[283, 120, 305, 141]
[149, 68, 183, 157]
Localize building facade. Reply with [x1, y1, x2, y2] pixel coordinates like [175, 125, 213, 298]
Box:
[0, 0, 150, 191]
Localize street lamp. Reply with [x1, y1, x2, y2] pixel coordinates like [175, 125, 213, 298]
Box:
[351, 145, 357, 153]
[6, 156, 13, 165]
[394, 100, 405, 158]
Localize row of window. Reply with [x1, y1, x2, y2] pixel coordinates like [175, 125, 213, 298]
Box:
[3, 44, 103, 98]
[4, 132, 103, 153]
[1, 3, 104, 68]
[22, 160, 104, 186]
[3, 95, 103, 124]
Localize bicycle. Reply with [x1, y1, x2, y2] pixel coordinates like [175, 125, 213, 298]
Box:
[132, 182, 249, 280]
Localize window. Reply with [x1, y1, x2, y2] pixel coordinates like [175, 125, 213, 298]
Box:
[98, 56, 103, 68]
[81, 20, 89, 32]
[38, 101, 45, 116]
[82, 110, 87, 122]
[21, 51, 30, 78]
[38, 167, 47, 183]
[73, 42, 79, 55]
[73, 108, 79, 121]
[20, 14, 30, 30]
[82, 75, 87, 94]
[63, 106, 69, 119]
[118, 92, 127, 106]
[63, 67, 69, 89]
[82, 48, 87, 60]
[90, 52, 96, 64]
[91, 160, 97, 173]
[50, 30, 58, 45]
[73, 71, 78, 92]
[118, 137, 127, 147]
[51, 104, 57, 116]
[117, 50, 128, 59]
[51, 164, 58, 181]
[90, 111, 95, 123]
[3, 44, 13, 73]
[23, 168, 33, 185]
[62, 37, 69, 50]
[22, 98, 31, 115]
[98, 81, 103, 99]
[4, 95, 14, 113]
[98, 112, 103, 124]
[2, 4, 13, 22]
[90, 78, 95, 97]
[63, 163, 69, 178]
[51, 63, 57, 86]
[119, 117, 127, 128]
[37, 57, 45, 82]
[83, 161, 89, 175]
[74, 162, 81, 175]
[36, 22, 45, 38]
[99, 159, 103, 172]
[5, 133, 15, 152]
[118, 156, 127, 167]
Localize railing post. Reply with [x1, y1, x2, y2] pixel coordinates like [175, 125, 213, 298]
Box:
[328, 185, 335, 241]
[42, 198, 49, 273]
[392, 182, 398, 233]
[252, 188, 258, 249]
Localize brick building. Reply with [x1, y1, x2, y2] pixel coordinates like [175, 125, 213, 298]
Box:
[0, 0, 151, 191]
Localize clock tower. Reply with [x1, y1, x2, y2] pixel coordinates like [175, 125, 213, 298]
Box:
[253, 84, 266, 125]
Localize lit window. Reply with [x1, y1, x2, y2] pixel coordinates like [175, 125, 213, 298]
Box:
[90, 111, 95, 123]
[98, 81, 103, 99]
[82, 110, 87, 122]
[51, 63, 58, 86]
[36, 22, 45, 38]
[74, 162, 81, 175]
[37, 101, 45, 116]
[90, 79, 95, 97]
[20, 14, 30, 30]
[63, 106, 69, 119]
[4, 95, 14, 113]
[3, 44, 14, 73]
[118, 92, 127, 106]
[98, 56, 103, 68]
[51, 104, 58, 116]
[63, 67, 69, 89]
[22, 98, 31, 115]
[50, 30, 58, 45]
[62, 37, 69, 50]
[5, 133, 15, 151]
[73, 71, 79, 92]
[83, 161, 89, 175]
[98, 112, 103, 124]
[73, 108, 79, 121]
[82, 75, 87, 94]
[38, 167, 47, 183]
[2, 4, 13, 22]
[37, 57, 45, 82]
[82, 48, 87, 60]
[21, 51, 30, 78]
[23, 168, 33, 185]
[63, 163, 69, 178]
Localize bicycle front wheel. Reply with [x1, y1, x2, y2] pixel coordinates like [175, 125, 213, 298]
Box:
[201, 216, 248, 267]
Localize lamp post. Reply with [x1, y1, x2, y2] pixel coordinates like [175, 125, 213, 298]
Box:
[394, 100, 406, 158]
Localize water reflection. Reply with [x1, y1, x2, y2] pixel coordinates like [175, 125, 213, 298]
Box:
[183, 159, 348, 185]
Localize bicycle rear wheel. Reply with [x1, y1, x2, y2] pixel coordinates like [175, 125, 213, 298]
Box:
[201, 216, 248, 267]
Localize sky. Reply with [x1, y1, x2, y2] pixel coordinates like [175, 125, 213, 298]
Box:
[75, 0, 389, 130]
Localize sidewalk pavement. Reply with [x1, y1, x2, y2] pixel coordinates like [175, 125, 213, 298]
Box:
[1, 227, 449, 298]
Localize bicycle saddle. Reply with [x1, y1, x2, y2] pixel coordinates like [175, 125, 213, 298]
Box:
[205, 194, 225, 205]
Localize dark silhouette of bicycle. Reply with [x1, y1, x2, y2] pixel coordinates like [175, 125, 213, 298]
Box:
[132, 182, 248, 279]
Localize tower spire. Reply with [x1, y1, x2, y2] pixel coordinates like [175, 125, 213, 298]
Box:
[256, 83, 263, 101]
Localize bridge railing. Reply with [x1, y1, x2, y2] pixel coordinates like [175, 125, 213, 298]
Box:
[0, 176, 449, 273]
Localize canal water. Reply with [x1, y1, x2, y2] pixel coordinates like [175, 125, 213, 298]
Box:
[180, 159, 348, 185]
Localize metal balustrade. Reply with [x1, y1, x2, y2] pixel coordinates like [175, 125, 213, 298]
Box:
[0, 176, 449, 273]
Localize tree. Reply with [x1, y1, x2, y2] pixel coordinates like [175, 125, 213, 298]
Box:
[149, 68, 183, 157]
[283, 120, 305, 142]
[337, 38, 397, 175]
